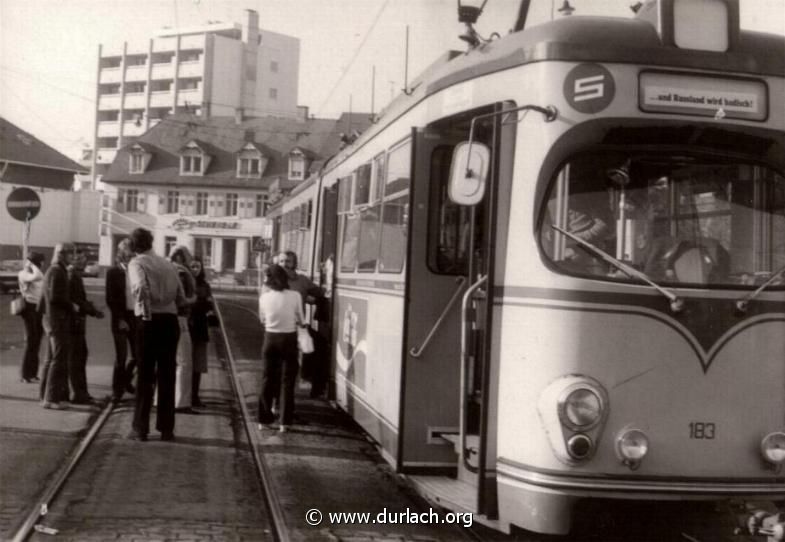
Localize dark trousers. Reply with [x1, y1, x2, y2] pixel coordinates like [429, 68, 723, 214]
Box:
[258, 332, 299, 426]
[41, 330, 71, 403]
[68, 332, 90, 401]
[20, 301, 43, 380]
[133, 314, 179, 436]
[111, 311, 137, 398]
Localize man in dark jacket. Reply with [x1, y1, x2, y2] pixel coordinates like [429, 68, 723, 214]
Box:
[68, 248, 104, 404]
[106, 238, 137, 402]
[39, 243, 76, 410]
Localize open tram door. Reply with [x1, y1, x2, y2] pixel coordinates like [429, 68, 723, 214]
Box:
[401, 103, 516, 525]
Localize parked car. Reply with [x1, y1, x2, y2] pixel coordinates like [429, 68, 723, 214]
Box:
[0, 260, 24, 294]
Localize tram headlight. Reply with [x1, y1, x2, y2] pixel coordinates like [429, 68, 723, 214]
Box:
[760, 432, 785, 465]
[616, 428, 649, 470]
[559, 388, 603, 430]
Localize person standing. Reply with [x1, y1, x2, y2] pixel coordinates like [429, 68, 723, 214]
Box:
[257, 264, 305, 433]
[39, 243, 76, 410]
[170, 246, 197, 413]
[106, 238, 137, 403]
[276, 251, 322, 307]
[188, 256, 213, 408]
[127, 228, 185, 442]
[67, 248, 105, 404]
[17, 251, 45, 383]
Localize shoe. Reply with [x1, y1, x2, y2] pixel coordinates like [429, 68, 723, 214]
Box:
[175, 407, 197, 414]
[21, 377, 39, 384]
[126, 431, 147, 442]
[71, 397, 96, 405]
[41, 401, 68, 410]
[160, 432, 175, 442]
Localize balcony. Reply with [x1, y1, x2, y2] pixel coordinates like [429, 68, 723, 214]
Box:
[99, 68, 122, 84]
[180, 34, 206, 49]
[123, 121, 146, 137]
[97, 122, 120, 138]
[98, 94, 122, 110]
[152, 36, 177, 52]
[150, 92, 173, 108]
[125, 65, 148, 82]
[96, 148, 118, 164]
[178, 61, 204, 78]
[124, 94, 146, 109]
[151, 63, 175, 80]
[177, 88, 202, 106]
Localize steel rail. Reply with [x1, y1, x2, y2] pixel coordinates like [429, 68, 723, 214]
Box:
[10, 400, 115, 542]
[213, 298, 290, 542]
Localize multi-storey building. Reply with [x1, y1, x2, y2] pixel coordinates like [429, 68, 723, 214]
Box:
[93, 9, 300, 185]
[98, 112, 369, 282]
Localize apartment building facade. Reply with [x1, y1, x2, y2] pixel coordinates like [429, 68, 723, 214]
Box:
[98, 113, 368, 281]
[93, 9, 299, 184]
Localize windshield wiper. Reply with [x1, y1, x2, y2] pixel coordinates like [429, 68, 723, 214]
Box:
[735, 264, 785, 313]
[551, 224, 685, 313]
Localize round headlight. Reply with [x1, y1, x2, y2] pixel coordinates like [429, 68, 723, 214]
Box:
[566, 433, 593, 460]
[761, 432, 785, 465]
[562, 388, 602, 429]
[617, 428, 649, 461]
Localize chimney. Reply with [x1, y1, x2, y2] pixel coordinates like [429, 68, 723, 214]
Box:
[243, 9, 259, 45]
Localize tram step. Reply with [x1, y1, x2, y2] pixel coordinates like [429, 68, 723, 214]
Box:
[433, 432, 480, 459]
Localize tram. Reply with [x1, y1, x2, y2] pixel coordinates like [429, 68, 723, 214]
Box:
[269, 0, 785, 535]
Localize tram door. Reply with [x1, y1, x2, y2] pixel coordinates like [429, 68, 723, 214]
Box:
[402, 106, 509, 517]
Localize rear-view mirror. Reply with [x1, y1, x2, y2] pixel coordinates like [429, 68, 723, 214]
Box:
[448, 141, 490, 206]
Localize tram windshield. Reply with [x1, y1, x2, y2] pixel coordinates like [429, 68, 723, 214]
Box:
[540, 153, 785, 289]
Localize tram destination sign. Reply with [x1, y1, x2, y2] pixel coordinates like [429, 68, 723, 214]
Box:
[639, 71, 767, 121]
[6, 187, 41, 222]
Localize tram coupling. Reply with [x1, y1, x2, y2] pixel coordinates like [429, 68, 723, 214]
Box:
[739, 509, 784, 541]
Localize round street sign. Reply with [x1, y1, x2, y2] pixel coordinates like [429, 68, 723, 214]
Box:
[6, 187, 42, 222]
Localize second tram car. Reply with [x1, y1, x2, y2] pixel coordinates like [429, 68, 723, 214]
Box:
[270, 0, 785, 535]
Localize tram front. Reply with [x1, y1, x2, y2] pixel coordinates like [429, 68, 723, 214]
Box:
[487, 2, 785, 536]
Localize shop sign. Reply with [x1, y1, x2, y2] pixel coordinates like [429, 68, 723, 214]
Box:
[171, 218, 240, 231]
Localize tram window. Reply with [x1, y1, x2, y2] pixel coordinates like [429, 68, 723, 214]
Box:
[540, 152, 785, 288]
[357, 204, 381, 272]
[372, 153, 386, 202]
[386, 140, 411, 195]
[379, 195, 408, 273]
[340, 214, 360, 273]
[338, 176, 353, 212]
[355, 163, 372, 206]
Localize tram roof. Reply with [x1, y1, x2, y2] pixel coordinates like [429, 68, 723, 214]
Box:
[326, 15, 784, 169]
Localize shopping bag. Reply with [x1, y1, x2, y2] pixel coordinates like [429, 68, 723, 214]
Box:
[10, 296, 25, 316]
[297, 326, 314, 354]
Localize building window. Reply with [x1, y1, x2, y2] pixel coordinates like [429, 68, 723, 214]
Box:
[289, 155, 305, 181]
[130, 153, 145, 174]
[179, 51, 201, 62]
[179, 78, 200, 90]
[196, 192, 208, 215]
[225, 193, 238, 216]
[269, 88, 278, 100]
[181, 153, 202, 175]
[270, 60, 279, 73]
[194, 237, 212, 268]
[164, 236, 177, 257]
[124, 189, 140, 213]
[256, 194, 268, 217]
[238, 157, 261, 177]
[167, 191, 179, 214]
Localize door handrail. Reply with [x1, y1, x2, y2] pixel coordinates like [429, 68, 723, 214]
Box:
[409, 276, 467, 358]
[460, 274, 487, 365]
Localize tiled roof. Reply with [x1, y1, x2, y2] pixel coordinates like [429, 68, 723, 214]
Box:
[0, 117, 88, 174]
[103, 113, 372, 189]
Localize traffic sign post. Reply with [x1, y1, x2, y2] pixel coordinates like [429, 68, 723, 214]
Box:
[6, 187, 41, 258]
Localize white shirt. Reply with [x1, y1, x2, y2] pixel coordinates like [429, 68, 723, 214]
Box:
[18, 264, 44, 304]
[258, 289, 304, 333]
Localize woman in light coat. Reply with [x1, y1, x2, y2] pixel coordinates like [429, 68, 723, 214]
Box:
[17, 251, 45, 383]
[169, 246, 196, 412]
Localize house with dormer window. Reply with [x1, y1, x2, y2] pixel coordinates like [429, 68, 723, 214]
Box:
[98, 112, 370, 281]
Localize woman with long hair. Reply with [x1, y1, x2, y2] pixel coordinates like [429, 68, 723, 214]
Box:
[169, 245, 196, 413]
[257, 264, 304, 433]
[188, 256, 213, 407]
[17, 251, 45, 383]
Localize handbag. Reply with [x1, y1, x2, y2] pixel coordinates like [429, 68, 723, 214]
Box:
[10, 296, 25, 316]
[297, 326, 314, 354]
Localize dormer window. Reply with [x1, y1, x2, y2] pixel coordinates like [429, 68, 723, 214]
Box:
[236, 143, 267, 179]
[128, 144, 152, 174]
[179, 140, 212, 176]
[288, 148, 308, 181]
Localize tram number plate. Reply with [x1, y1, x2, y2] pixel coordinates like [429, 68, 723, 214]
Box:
[688, 422, 716, 439]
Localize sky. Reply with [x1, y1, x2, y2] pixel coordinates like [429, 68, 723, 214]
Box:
[1, 0, 783, 162]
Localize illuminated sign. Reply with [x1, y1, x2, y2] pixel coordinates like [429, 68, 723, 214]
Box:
[639, 72, 767, 121]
